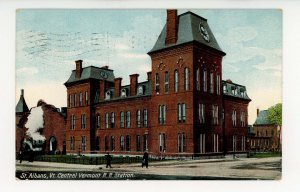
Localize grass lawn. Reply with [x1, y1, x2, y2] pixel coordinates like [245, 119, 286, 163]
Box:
[250, 152, 282, 158]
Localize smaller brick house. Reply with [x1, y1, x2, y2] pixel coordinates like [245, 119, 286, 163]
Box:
[249, 109, 280, 152]
[15, 90, 67, 154]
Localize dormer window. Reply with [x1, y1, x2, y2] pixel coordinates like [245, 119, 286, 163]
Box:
[137, 85, 144, 95]
[223, 85, 227, 93]
[121, 88, 127, 97]
[105, 91, 111, 100]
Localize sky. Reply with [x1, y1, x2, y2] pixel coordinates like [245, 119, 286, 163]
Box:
[15, 9, 282, 124]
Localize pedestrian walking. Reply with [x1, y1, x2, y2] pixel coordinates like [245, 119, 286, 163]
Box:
[142, 151, 149, 168]
[19, 150, 23, 164]
[105, 152, 112, 168]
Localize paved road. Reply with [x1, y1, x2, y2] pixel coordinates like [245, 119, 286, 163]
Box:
[16, 157, 281, 180]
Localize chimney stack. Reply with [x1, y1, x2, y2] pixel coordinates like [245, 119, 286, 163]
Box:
[147, 71, 152, 81]
[130, 74, 139, 96]
[75, 60, 83, 79]
[165, 9, 178, 45]
[100, 81, 105, 100]
[257, 108, 260, 117]
[114, 78, 122, 97]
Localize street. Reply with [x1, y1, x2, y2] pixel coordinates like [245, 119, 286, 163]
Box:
[16, 157, 281, 180]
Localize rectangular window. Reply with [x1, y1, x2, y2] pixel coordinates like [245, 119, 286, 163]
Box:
[184, 68, 189, 91]
[199, 104, 205, 124]
[120, 111, 125, 128]
[70, 136, 75, 150]
[143, 109, 148, 127]
[81, 136, 86, 151]
[240, 111, 245, 127]
[111, 112, 115, 128]
[81, 114, 86, 129]
[105, 113, 109, 128]
[70, 115, 75, 130]
[196, 67, 200, 91]
[241, 136, 245, 151]
[200, 134, 205, 154]
[216, 74, 220, 95]
[164, 72, 169, 93]
[155, 73, 159, 94]
[158, 105, 165, 125]
[182, 103, 186, 123]
[85, 91, 88, 105]
[74, 94, 77, 107]
[159, 133, 166, 152]
[79, 92, 83, 106]
[105, 136, 109, 151]
[126, 135, 131, 151]
[110, 136, 115, 151]
[178, 133, 186, 153]
[233, 135, 237, 152]
[69, 94, 72, 107]
[212, 105, 218, 125]
[213, 134, 219, 152]
[203, 70, 207, 92]
[143, 134, 148, 151]
[126, 111, 131, 128]
[96, 114, 100, 128]
[177, 104, 182, 123]
[210, 72, 214, 93]
[136, 110, 141, 128]
[232, 110, 237, 127]
[136, 135, 141, 151]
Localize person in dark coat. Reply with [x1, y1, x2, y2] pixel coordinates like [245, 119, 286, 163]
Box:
[142, 151, 149, 168]
[105, 152, 112, 168]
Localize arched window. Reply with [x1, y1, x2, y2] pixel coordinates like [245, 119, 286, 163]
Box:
[110, 136, 115, 151]
[120, 111, 125, 128]
[203, 69, 207, 92]
[196, 67, 200, 91]
[120, 136, 125, 151]
[126, 135, 131, 151]
[105, 136, 109, 151]
[111, 112, 115, 128]
[105, 113, 109, 128]
[164, 72, 169, 93]
[210, 71, 214, 93]
[174, 70, 179, 92]
[126, 111, 131, 128]
[184, 68, 189, 91]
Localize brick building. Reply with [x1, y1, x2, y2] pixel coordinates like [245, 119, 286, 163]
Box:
[249, 109, 280, 152]
[64, 10, 251, 157]
[15, 90, 67, 154]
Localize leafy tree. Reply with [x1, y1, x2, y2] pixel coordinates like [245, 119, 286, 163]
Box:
[267, 103, 282, 126]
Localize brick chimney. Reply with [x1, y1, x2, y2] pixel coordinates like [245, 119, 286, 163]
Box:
[165, 9, 178, 45]
[257, 108, 260, 117]
[100, 80, 105, 100]
[100, 65, 109, 69]
[75, 60, 83, 79]
[114, 78, 122, 97]
[130, 74, 139, 96]
[147, 71, 152, 81]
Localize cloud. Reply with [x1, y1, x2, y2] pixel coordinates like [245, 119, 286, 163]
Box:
[218, 26, 282, 73]
[119, 53, 148, 59]
[17, 67, 38, 76]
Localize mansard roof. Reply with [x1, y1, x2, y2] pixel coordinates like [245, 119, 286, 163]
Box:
[64, 66, 115, 85]
[222, 80, 251, 101]
[149, 11, 225, 55]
